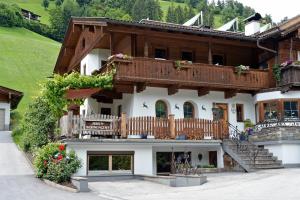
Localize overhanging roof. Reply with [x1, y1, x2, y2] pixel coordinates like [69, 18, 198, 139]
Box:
[0, 86, 23, 109]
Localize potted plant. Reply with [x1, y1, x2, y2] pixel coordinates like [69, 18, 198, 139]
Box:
[174, 60, 193, 70]
[235, 65, 250, 76]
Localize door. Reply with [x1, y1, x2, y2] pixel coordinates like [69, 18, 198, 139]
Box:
[213, 103, 229, 136]
[209, 151, 218, 167]
[0, 109, 5, 131]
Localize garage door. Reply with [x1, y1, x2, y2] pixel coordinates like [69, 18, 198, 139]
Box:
[0, 109, 5, 131]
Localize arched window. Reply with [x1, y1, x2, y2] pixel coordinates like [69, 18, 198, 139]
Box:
[156, 100, 168, 118]
[184, 102, 194, 118]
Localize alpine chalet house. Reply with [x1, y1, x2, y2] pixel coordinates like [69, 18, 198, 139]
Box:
[55, 13, 300, 177]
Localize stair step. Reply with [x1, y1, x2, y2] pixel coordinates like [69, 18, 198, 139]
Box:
[245, 160, 282, 165]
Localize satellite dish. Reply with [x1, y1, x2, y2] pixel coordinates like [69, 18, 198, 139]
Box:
[183, 12, 203, 26]
[216, 17, 239, 31]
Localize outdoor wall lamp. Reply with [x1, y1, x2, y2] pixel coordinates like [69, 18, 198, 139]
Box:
[201, 105, 206, 111]
[175, 104, 180, 110]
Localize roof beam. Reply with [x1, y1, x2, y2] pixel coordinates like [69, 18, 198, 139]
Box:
[168, 85, 179, 95]
[224, 89, 237, 99]
[136, 82, 146, 93]
[198, 87, 210, 97]
[68, 26, 105, 72]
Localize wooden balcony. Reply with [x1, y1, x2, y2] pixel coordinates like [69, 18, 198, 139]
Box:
[102, 57, 270, 93]
[280, 65, 300, 89]
[60, 113, 228, 140]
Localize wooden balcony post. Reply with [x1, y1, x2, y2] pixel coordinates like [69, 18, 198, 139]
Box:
[67, 111, 73, 138]
[169, 114, 175, 139]
[121, 112, 127, 138]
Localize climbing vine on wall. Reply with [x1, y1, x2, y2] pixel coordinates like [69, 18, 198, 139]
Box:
[42, 72, 114, 118]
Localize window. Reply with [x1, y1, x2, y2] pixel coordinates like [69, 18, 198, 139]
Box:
[82, 38, 86, 49]
[212, 55, 224, 65]
[236, 104, 244, 122]
[101, 108, 111, 115]
[183, 102, 194, 118]
[101, 60, 107, 67]
[156, 100, 168, 118]
[88, 155, 109, 171]
[88, 152, 133, 175]
[112, 155, 132, 170]
[181, 51, 193, 61]
[154, 48, 167, 59]
[117, 105, 122, 117]
[284, 101, 299, 119]
[82, 64, 86, 75]
[263, 102, 278, 121]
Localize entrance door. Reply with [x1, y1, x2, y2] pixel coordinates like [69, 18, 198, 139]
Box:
[209, 151, 218, 167]
[0, 109, 5, 131]
[213, 103, 229, 136]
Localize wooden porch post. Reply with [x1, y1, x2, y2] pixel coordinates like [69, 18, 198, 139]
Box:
[67, 111, 73, 138]
[169, 114, 175, 139]
[121, 112, 127, 138]
[208, 41, 212, 64]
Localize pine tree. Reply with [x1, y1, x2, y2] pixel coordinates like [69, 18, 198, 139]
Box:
[132, 0, 147, 20]
[42, 0, 49, 10]
[175, 5, 184, 24]
[166, 3, 177, 23]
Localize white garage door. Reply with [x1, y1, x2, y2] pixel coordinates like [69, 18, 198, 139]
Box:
[0, 109, 5, 131]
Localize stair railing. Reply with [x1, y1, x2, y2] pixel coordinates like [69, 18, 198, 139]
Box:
[227, 121, 262, 167]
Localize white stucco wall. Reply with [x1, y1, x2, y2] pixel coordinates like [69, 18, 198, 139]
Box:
[67, 143, 223, 176]
[67, 143, 154, 176]
[263, 143, 300, 166]
[80, 87, 255, 131]
[80, 48, 111, 75]
[0, 102, 10, 130]
[255, 90, 300, 102]
[130, 87, 255, 131]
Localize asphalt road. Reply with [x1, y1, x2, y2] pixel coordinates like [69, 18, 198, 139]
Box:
[0, 131, 104, 200]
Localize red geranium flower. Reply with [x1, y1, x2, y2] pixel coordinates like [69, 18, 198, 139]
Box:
[57, 154, 63, 161]
[59, 144, 65, 151]
[43, 160, 47, 166]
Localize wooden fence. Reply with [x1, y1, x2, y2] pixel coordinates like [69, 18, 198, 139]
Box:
[60, 112, 226, 140]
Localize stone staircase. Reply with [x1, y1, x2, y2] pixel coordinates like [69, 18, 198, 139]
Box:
[222, 139, 283, 172]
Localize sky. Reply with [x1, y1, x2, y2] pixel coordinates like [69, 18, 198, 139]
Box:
[228, 0, 299, 22]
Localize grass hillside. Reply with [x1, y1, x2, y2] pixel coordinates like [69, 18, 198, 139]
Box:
[0, 27, 60, 113]
[0, 0, 54, 24]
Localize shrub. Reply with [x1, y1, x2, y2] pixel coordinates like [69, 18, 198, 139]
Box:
[22, 97, 56, 151]
[0, 2, 23, 27]
[34, 143, 81, 183]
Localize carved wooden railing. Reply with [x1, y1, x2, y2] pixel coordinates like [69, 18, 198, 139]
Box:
[280, 65, 300, 87]
[60, 113, 227, 140]
[103, 57, 270, 91]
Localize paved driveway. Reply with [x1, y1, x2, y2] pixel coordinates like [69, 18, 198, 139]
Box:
[0, 131, 104, 200]
[90, 168, 300, 200]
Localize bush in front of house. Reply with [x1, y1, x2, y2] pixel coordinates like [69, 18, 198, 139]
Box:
[34, 143, 81, 183]
[22, 97, 56, 151]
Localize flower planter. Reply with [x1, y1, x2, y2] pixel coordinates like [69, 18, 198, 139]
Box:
[127, 135, 142, 139]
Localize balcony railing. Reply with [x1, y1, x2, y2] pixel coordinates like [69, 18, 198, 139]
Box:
[102, 57, 270, 91]
[280, 64, 300, 87]
[60, 113, 227, 140]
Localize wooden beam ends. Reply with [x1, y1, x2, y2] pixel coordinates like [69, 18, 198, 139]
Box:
[224, 90, 237, 99]
[136, 82, 146, 93]
[168, 85, 179, 95]
[198, 88, 210, 97]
